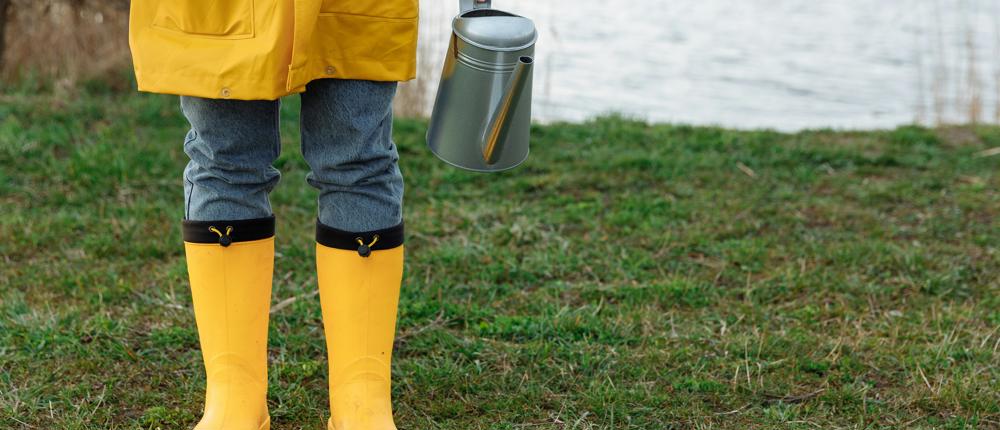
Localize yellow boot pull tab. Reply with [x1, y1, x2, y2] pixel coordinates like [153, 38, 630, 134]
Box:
[355, 235, 379, 257]
[209, 226, 235, 247]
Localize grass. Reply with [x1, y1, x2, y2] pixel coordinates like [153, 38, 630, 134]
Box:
[0, 89, 998, 430]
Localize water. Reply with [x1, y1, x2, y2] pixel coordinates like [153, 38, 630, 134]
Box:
[405, 0, 1000, 131]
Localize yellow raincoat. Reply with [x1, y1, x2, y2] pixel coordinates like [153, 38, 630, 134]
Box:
[129, 1, 418, 100]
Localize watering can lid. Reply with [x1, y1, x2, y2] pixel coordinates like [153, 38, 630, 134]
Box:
[454, 10, 537, 50]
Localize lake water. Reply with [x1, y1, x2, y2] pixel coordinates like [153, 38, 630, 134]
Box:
[403, 0, 1000, 131]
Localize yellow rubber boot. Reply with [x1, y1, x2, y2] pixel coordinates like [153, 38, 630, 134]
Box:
[183, 217, 275, 430]
[316, 222, 405, 430]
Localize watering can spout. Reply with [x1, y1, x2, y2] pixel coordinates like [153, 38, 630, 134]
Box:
[482, 56, 533, 165]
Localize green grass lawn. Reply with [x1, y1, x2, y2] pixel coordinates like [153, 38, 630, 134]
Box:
[1, 90, 998, 429]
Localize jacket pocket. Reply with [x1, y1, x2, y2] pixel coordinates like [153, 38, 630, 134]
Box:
[320, 0, 417, 19]
[153, 0, 255, 38]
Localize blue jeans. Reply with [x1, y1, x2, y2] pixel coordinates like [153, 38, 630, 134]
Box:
[181, 79, 404, 232]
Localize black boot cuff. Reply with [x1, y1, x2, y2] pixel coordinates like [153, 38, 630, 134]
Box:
[316, 221, 404, 256]
[183, 216, 275, 246]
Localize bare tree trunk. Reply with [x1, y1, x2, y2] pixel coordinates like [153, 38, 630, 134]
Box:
[0, 0, 10, 71]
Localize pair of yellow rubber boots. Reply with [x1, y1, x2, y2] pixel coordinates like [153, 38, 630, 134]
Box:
[182, 217, 403, 430]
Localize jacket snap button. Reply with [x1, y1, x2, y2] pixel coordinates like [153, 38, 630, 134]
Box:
[325, 66, 336, 75]
[220, 87, 232, 98]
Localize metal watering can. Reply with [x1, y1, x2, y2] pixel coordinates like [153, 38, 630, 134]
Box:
[426, 0, 537, 172]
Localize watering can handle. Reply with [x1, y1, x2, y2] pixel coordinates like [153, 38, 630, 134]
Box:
[460, 0, 491, 13]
